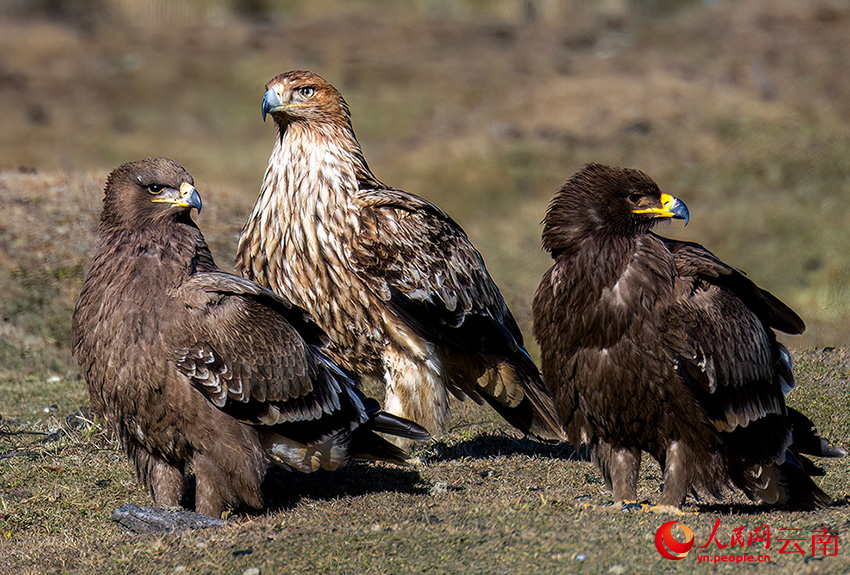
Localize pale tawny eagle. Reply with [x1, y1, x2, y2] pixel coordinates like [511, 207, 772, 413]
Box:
[236, 70, 562, 442]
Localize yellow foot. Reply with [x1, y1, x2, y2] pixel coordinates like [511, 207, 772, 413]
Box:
[646, 504, 685, 515]
[618, 500, 646, 512]
[582, 501, 647, 512]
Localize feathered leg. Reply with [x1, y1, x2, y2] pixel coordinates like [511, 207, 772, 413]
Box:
[113, 443, 225, 534]
[192, 446, 265, 517]
[125, 440, 184, 506]
[192, 421, 266, 517]
[149, 458, 184, 507]
[657, 440, 693, 510]
[382, 347, 448, 445]
[593, 441, 641, 503]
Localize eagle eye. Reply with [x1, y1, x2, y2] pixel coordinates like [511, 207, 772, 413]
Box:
[627, 193, 642, 204]
[147, 184, 164, 195]
[298, 86, 316, 98]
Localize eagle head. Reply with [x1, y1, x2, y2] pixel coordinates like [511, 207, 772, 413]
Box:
[542, 163, 688, 253]
[102, 157, 202, 229]
[262, 70, 352, 126]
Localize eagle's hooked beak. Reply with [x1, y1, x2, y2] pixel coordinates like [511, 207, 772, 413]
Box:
[151, 182, 203, 213]
[262, 87, 285, 122]
[633, 193, 689, 226]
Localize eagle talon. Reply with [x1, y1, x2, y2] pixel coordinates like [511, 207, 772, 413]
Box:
[647, 504, 686, 515]
[581, 502, 643, 513]
[619, 500, 645, 512]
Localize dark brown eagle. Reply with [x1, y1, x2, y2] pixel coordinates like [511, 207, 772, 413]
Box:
[72, 157, 428, 519]
[236, 70, 563, 442]
[532, 163, 843, 510]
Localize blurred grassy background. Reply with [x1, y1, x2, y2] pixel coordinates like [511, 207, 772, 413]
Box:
[1, 0, 849, 382]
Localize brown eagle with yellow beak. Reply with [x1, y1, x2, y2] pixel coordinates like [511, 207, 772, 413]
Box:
[72, 158, 428, 521]
[533, 163, 843, 510]
[236, 70, 563, 443]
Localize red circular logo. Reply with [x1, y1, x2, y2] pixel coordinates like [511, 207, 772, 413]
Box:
[655, 520, 695, 560]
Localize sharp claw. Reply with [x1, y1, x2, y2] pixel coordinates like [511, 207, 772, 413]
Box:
[619, 500, 644, 512]
[582, 501, 646, 513]
[646, 504, 686, 515]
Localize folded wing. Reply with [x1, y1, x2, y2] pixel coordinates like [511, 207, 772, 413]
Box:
[172, 271, 428, 472]
[351, 188, 563, 440]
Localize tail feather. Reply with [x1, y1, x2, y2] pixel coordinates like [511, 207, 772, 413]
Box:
[353, 385, 430, 442]
[261, 362, 429, 471]
[797, 453, 826, 477]
[442, 345, 565, 442]
[775, 456, 832, 510]
[741, 453, 832, 510]
[788, 407, 846, 458]
[261, 429, 350, 473]
[263, 412, 428, 471]
[349, 428, 418, 466]
[369, 412, 431, 441]
[485, 350, 565, 443]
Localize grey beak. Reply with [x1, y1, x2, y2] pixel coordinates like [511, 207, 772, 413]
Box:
[185, 187, 202, 214]
[667, 196, 690, 226]
[262, 88, 283, 122]
[179, 182, 203, 213]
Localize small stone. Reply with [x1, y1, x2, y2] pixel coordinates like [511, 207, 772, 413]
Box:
[174, 566, 187, 573]
[243, 568, 260, 575]
[112, 504, 225, 534]
[66, 411, 93, 429]
[574, 553, 586, 561]
[429, 481, 448, 495]
[608, 565, 626, 574]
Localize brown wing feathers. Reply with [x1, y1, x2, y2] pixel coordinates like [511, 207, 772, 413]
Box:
[533, 162, 841, 509]
[72, 158, 428, 517]
[662, 236, 806, 335]
[354, 189, 563, 439]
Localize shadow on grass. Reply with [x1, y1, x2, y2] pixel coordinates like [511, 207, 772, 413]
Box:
[422, 433, 588, 462]
[109, 463, 426, 530]
[260, 463, 428, 512]
[689, 496, 850, 516]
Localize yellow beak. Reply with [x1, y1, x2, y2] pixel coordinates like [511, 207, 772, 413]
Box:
[151, 182, 203, 213]
[632, 193, 689, 224]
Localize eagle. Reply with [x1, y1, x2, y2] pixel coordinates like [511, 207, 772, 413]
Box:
[72, 157, 428, 519]
[236, 70, 563, 442]
[532, 163, 843, 510]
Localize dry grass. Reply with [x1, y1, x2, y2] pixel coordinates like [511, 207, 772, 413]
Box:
[3, 0, 850, 573]
[2, 349, 850, 574]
